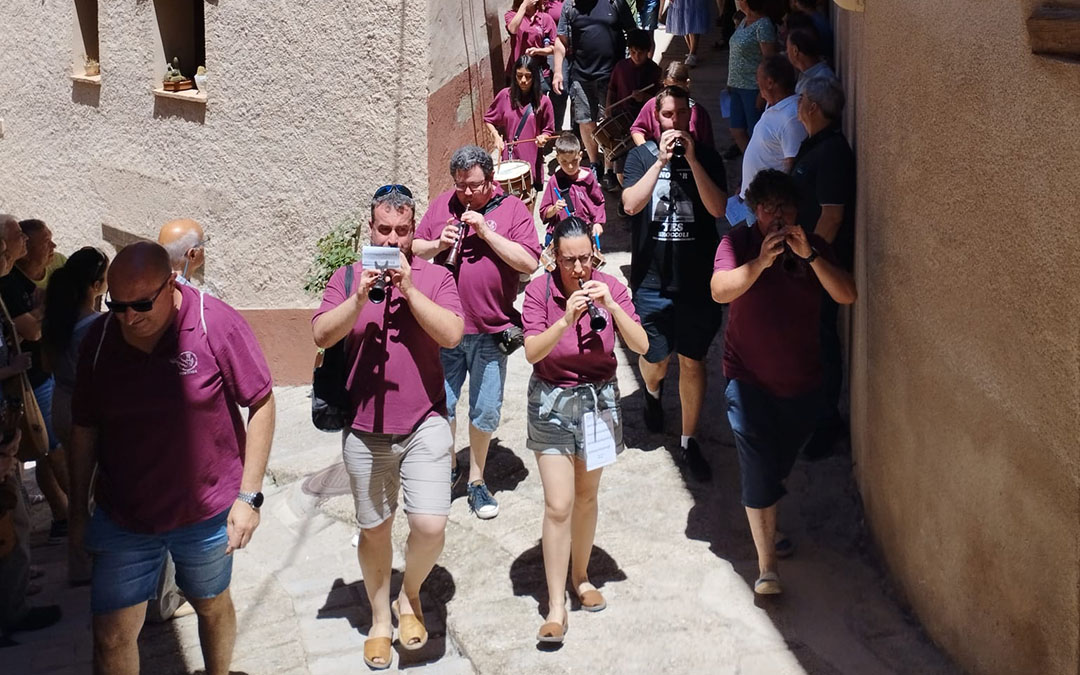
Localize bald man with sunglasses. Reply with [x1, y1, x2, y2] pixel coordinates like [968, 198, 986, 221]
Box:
[67, 242, 275, 675]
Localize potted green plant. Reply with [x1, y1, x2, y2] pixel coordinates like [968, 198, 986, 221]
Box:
[163, 57, 194, 92]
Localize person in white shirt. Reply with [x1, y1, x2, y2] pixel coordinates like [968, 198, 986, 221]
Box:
[737, 55, 807, 224]
[787, 28, 838, 95]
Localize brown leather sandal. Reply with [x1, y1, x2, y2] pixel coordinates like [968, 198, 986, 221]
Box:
[577, 589, 607, 612]
[363, 636, 392, 670]
[392, 599, 428, 651]
[537, 616, 568, 643]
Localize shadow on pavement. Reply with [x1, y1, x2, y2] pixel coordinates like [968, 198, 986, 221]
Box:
[317, 564, 457, 667]
[451, 439, 529, 502]
[508, 542, 627, 619]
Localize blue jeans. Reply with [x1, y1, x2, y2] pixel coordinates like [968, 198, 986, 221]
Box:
[441, 333, 508, 433]
[636, 0, 660, 29]
[32, 377, 60, 452]
[729, 86, 762, 133]
[86, 507, 233, 614]
[725, 379, 821, 509]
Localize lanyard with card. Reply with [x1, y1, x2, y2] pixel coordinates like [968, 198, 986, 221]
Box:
[583, 408, 618, 472]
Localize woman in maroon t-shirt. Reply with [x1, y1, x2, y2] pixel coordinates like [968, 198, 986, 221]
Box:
[484, 56, 555, 188]
[520, 217, 647, 643]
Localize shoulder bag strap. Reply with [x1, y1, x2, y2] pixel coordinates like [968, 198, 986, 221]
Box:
[513, 103, 534, 143]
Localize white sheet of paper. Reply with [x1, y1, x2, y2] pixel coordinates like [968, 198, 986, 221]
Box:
[583, 410, 617, 472]
[361, 246, 401, 270]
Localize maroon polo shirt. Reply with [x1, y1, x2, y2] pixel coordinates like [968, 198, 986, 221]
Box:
[416, 189, 541, 334]
[313, 257, 463, 435]
[522, 270, 638, 387]
[72, 284, 273, 533]
[713, 226, 835, 397]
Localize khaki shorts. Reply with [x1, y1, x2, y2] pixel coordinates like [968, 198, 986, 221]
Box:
[342, 416, 453, 529]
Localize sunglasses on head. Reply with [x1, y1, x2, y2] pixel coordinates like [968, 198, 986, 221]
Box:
[374, 184, 413, 198]
[105, 277, 171, 314]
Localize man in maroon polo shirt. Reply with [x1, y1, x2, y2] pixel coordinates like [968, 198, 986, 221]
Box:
[313, 185, 464, 668]
[67, 242, 275, 675]
[710, 169, 855, 595]
[413, 145, 541, 520]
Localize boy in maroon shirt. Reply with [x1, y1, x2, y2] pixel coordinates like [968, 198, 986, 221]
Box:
[710, 169, 855, 597]
[539, 132, 606, 243]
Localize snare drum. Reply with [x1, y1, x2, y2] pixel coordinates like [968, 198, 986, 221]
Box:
[494, 160, 534, 209]
[593, 112, 634, 161]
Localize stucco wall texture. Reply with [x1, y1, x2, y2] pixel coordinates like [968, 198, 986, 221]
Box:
[835, 2, 1080, 674]
[0, 0, 429, 310]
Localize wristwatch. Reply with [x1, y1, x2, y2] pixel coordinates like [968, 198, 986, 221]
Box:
[237, 491, 264, 509]
[803, 247, 819, 264]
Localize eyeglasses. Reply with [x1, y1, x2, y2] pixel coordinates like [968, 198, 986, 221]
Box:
[558, 254, 593, 268]
[374, 184, 413, 198]
[105, 277, 170, 313]
[758, 202, 794, 215]
[454, 180, 488, 193]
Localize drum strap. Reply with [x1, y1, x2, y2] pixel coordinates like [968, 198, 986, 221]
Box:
[554, 180, 577, 216]
[513, 104, 534, 144]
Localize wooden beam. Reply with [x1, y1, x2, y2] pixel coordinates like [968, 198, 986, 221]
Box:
[1027, 5, 1080, 60]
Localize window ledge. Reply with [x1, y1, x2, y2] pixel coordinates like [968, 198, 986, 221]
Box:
[70, 73, 101, 85]
[152, 87, 207, 104]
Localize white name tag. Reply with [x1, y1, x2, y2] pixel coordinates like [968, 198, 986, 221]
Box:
[583, 409, 617, 472]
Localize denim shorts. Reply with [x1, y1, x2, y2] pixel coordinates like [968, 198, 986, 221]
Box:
[632, 286, 723, 363]
[441, 333, 508, 433]
[725, 379, 821, 509]
[569, 77, 610, 125]
[526, 376, 623, 459]
[86, 507, 232, 615]
[728, 86, 762, 133]
[32, 377, 60, 453]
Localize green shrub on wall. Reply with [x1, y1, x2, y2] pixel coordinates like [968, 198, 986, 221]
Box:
[303, 215, 365, 296]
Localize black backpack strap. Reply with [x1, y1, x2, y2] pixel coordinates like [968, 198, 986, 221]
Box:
[479, 194, 509, 215]
[344, 264, 354, 295]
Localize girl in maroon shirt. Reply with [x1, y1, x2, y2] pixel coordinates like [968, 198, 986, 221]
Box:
[484, 56, 555, 188]
[520, 217, 647, 643]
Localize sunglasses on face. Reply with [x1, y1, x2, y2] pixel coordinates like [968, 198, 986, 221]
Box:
[374, 184, 413, 199]
[105, 277, 171, 314]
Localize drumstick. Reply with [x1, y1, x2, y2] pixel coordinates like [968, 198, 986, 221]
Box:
[606, 82, 660, 112]
[552, 186, 573, 218]
[506, 136, 541, 148]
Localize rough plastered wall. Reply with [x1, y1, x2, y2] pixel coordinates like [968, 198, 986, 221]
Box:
[427, 0, 504, 197]
[836, 2, 1080, 674]
[0, 0, 429, 311]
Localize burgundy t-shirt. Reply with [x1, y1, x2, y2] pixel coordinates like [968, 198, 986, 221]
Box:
[630, 98, 716, 149]
[607, 58, 663, 119]
[313, 257, 463, 435]
[484, 88, 555, 187]
[713, 226, 836, 397]
[416, 190, 541, 334]
[504, 9, 557, 79]
[72, 284, 273, 533]
[543, 0, 564, 28]
[539, 168, 606, 232]
[522, 270, 638, 387]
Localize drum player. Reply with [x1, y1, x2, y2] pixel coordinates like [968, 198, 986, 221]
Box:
[413, 145, 542, 521]
[484, 56, 555, 193]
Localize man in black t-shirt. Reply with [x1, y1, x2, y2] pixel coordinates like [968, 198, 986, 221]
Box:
[621, 86, 727, 482]
[791, 76, 855, 459]
[0, 218, 69, 540]
[554, 0, 637, 176]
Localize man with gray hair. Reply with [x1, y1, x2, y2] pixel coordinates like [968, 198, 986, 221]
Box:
[413, 145, 541, 520]
[158, 218, 207, 287]
[793, 76, 855, 459]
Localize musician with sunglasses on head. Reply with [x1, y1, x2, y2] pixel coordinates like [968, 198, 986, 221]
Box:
[67, 241, 275, 675]
[314, 184, 464, 669]
[413, 145, 541, 521]
[710, 169, 855, 598]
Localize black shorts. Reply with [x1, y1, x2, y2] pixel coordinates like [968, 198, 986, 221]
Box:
[632, 287, 722, 362]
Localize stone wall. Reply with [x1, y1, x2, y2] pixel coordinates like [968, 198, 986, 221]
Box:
[835, 2, 1080, 673]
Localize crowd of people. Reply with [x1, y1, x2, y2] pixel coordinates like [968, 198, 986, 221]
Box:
[0, 0, 858, 672]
